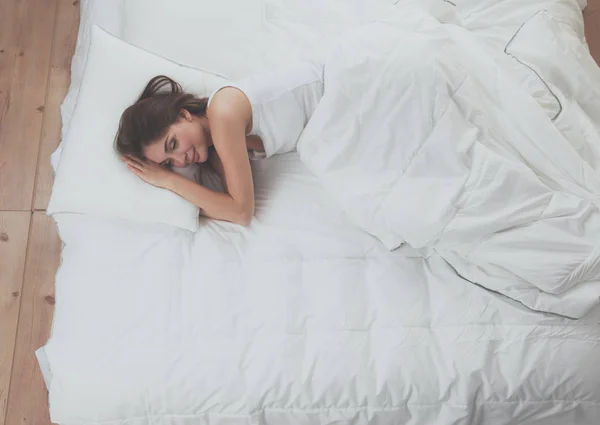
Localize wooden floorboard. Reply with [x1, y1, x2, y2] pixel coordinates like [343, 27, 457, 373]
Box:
[5, 213, 59, 425]
[0, 213, 31, 425]
[0, 0, 24, 209]
[33, 0, 80, 211]
[0, 0, 59, 211]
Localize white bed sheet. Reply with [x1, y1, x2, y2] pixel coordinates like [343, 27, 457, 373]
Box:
[42, 0, 600, 424]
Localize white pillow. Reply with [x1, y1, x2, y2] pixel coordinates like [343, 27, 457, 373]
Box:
[53, 0, 125, 173]
[47, 25, 229, 231]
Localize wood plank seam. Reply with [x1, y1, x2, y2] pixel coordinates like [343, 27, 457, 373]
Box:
[30, 1, 61, 213]
[6, 213, 58, 425]
[0, 212, 32, 425]
[33, 0, 80, 211]
[0, 0, 60, 210]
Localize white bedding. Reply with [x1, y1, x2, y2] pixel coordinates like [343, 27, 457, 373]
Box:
[41, 0, 600, 424]
[297, 6, 600, 318]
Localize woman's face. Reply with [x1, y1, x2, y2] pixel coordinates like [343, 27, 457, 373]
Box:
[143, 109, 211, 168]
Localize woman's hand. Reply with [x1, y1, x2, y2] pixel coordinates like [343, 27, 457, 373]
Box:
[121, 155, 174, 189]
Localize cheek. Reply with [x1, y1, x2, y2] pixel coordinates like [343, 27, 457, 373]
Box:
[176, 129, 195, 152]
[178, 137, 194, 152]
[182, 125, 205, 149]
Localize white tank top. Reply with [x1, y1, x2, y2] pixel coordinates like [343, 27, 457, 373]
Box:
[207, 60, 324, 160]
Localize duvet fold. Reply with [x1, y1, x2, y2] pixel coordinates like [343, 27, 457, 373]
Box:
[298, 18, 600, 318]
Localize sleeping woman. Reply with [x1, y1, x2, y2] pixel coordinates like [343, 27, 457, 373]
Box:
[116, 61, 324, 226]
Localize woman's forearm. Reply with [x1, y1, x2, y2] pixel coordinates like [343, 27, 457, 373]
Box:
[164, 173, 253, 226]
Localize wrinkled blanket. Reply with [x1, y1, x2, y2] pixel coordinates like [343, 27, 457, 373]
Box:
[297, 14, 600, 318]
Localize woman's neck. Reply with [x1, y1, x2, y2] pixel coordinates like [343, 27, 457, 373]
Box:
[198, 115, 213, 146]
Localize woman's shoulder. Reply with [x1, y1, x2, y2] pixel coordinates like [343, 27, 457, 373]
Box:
[207, 85, 252, 120]
[206, 85, 253, 136]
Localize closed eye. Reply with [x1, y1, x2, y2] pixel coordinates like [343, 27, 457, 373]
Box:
[160, 138, 178, 167]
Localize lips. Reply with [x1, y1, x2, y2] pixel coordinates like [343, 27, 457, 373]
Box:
[187, 146, 198, 164]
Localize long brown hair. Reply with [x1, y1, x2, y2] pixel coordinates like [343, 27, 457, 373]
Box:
[114, 75, 208, 158]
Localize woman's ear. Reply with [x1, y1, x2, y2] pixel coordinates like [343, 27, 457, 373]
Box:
[179, 108, 193, 121]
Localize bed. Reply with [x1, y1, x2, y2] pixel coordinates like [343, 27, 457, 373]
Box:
[39, 0, 600, 424]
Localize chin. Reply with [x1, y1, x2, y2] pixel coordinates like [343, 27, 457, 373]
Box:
[199, 147, 209, 163]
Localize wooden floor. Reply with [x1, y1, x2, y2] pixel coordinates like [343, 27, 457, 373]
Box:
[1, 1, 600, 424]
[1, 0, 79, 424]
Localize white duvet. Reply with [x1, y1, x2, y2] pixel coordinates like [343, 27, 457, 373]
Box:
[41, 0, 600, 424]
[297, 9, 600, 318]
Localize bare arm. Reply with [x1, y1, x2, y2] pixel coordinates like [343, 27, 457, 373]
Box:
[208, 149, 228, 194]
[163, 172, 251, 225]
[124, 154, 250, 224]
[202, 89, 255, 224]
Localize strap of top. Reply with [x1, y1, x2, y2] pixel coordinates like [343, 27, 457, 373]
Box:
[206, 83, 246, 108]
